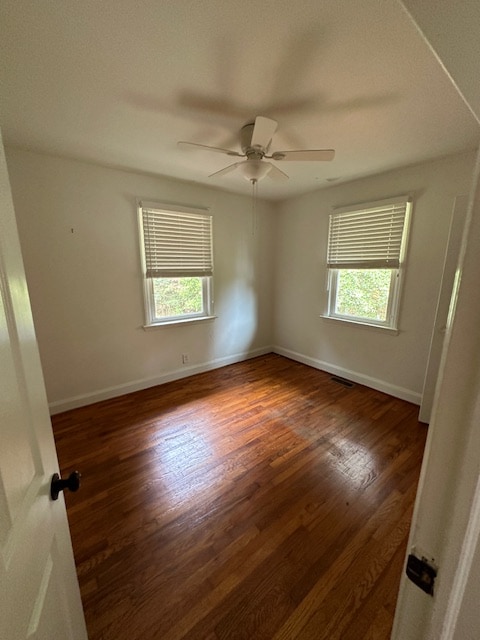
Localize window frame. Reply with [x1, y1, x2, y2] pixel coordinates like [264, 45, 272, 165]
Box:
[138, 201, 214, 327]
[324, 196, 412, 331]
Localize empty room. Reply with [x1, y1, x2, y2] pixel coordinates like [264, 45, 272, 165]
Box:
[2, 1, 480, 639]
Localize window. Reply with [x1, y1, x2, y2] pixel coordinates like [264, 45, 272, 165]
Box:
[138, 201, 214, 326]
[325, 196, 412, 330]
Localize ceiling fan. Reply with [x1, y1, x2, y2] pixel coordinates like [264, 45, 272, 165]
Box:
[178, 116, 335, 183]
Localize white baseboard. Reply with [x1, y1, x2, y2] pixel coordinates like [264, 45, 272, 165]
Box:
[49, 345, 421, 414]
[48, 346, 273, 415]
[272, 345, 422, 405]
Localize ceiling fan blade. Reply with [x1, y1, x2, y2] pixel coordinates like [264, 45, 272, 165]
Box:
[251, 116, 278, 149]
[178, 141, 243, 157]
[267, 163, 289, 182]
[271, 149, 335, 161]
[208, 162, 242, 178]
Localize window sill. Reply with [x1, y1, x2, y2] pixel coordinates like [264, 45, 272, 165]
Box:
[319, 314, 399, 335]
[143, 315, 217, 330]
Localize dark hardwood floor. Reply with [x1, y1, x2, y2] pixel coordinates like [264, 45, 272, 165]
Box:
[52, 354, 427, 640]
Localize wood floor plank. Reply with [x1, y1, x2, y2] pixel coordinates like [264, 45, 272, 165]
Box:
[52, 354, 427, 640]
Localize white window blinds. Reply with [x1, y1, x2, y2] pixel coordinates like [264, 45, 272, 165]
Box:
[141, 204, 213, 278]
[327, 197, 412, 269]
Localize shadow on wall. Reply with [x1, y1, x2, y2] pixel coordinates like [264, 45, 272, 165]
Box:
[209, 210, 269, 358]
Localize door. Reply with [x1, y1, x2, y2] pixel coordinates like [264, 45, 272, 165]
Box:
[392, 1, 480, 637]
[418, 194, 468, 423]
[0, 130, 88, 639]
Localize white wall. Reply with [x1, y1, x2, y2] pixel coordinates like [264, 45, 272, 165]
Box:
[6, 148, 476, 413]
[6, 148, 276, 412]
[273, 151, 476, 403]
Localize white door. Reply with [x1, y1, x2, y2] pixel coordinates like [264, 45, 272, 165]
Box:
[0, 131, 88, 639]
[392, 1, 480, 638]
[418, 194, 468, 423]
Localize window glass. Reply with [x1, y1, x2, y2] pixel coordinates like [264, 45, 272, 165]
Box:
[334, 269, 393, 322]
[152, 277, 204, 320]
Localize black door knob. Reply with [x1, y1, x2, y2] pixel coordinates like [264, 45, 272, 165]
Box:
[50, 471, 81, 501]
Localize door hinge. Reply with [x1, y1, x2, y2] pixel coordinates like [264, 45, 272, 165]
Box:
[406, 553, 437, 596]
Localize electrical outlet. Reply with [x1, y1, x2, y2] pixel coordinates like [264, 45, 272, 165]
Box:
[182, 353, 189, 364]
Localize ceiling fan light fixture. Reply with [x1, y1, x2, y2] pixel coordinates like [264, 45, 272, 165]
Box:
[239, 160, 271, 182]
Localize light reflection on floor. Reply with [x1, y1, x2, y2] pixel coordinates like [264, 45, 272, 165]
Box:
[150, 418, 217, 508]
[327, 435, 378, 490]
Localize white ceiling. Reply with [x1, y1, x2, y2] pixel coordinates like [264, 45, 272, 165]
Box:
[1, 0, 478, 201]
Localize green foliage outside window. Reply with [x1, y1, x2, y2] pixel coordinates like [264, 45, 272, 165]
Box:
[153, 277, 203, 318]
[335, 269, 392, 321]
